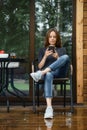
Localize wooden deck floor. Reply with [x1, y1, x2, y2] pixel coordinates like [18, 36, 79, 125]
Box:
[0, 105, 87, 130]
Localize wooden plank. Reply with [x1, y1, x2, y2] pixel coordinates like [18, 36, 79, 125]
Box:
[83, 79, 87, 101]
[83, 89, 87, 93]
[83, 64, 87, 71]
[83, 71, 87, 78]
[83, 78, 87, 81]
[83, 96, 87, 99]
[76, 0, 83, 103]
[83, 41, 87, 49]
[83, 95, 87, 103]
[84, 34, 87, 40]
[84, 21, 87, 25]
[84, 0, 87, 3]
[83, 55, 87, 64]
[84, 4, 87, 10]
[83, 11, 87, 17]
[83, 49, 87, 55]
[79, 0, 83, 2]
[83, 0, 87, 105]
[83, 79, 87, 87]
[83, 18, 87, 25]
[83, 26, 87, 33]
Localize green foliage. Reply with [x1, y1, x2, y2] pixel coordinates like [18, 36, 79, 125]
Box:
[0, 0, 73, 61]
[0, 0, 29, 57]
[35, 0, 73, 61]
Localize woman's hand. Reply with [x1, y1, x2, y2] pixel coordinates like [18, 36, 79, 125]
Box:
[38, 49, 52, 69]
[52, 51, 59, 59]
[44, 48, 53, 58]
[38, 49, 53, 69]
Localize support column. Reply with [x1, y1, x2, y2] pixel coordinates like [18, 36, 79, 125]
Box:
[76, 0, 83, 103]
[29, 0, 35, 96]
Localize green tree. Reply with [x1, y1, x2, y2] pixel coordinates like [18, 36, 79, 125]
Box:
[0, 0, 29, 57]
[35, 0, 72, 59]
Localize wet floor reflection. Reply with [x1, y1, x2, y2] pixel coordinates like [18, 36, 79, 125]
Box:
[0, 106, 87, 130]
[44, 119, 53, 130]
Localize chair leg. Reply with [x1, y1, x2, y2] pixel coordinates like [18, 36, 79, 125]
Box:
[60, 84, 63, 95]
[70, 75, 73, 113]
[33, 81, 36, 113]
[36, 84, 39, 107]
[64, 82, 66, 107]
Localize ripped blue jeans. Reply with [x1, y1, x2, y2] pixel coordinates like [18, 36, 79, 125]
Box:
[43, 54, 70, 98]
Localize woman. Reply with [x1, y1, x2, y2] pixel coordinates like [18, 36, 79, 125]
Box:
[30, 28, 70, 119]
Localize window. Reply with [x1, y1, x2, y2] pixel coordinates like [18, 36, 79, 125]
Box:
[0, 0, 29, 98]
[35, 0, 73, 97]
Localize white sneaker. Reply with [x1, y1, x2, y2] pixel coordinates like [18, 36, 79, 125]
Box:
[44, 107, 53, 119]
[30, 70, 42, 82]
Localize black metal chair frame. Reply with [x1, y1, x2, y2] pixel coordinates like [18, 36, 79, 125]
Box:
[32, 59, 73, 113]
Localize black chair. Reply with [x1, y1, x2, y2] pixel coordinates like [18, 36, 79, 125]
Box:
[32, 59, 73, 113]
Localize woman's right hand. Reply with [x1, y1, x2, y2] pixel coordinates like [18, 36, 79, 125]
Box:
[44, 48, 53, 58]
[38, 49, 53, 69]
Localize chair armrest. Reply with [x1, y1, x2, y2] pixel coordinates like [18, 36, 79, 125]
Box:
[31, 58, 38, 72]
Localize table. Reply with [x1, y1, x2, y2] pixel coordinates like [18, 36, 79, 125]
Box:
[0, 57, 27, 112]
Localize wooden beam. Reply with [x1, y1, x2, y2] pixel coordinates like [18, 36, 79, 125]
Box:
[76, 0, 83, 103]
[80, 0, 84, 2]
[29, 0, 35, 96]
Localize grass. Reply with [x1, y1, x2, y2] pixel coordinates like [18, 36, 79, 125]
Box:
[8, 79, 70, 92]
[8, 79, 29, 91]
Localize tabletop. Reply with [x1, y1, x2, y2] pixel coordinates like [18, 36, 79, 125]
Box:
[0, 57, 26, 62]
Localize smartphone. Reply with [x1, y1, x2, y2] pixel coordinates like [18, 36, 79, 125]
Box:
[48, 46, 55, 53]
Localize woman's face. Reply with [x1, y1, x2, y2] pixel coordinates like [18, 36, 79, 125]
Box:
[48, 31, 57, 46]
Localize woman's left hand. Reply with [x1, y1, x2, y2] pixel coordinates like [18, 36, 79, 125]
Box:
[52, 52, 59, 59]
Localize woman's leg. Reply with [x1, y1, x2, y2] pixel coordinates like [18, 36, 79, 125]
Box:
[44, 72, 53, 98]
[30, 55, 70, 82]
[46, 98, 52, 107]
[44, 72, 54, 118]
[42, 54, 70, 75]
[51, 55, 70, 78]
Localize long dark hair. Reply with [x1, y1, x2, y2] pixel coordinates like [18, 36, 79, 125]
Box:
[44, 28, 62, 48]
